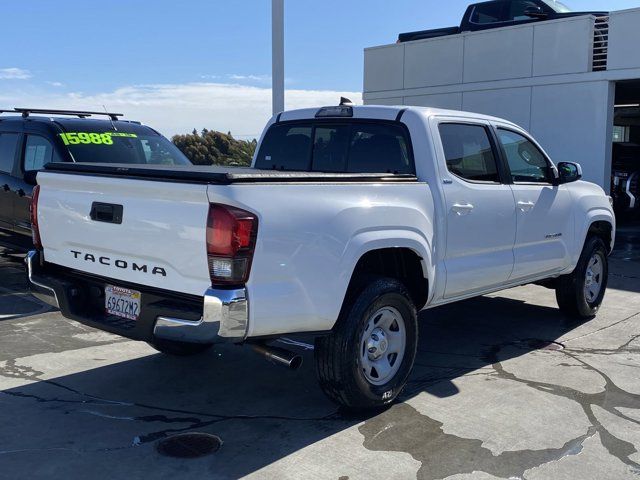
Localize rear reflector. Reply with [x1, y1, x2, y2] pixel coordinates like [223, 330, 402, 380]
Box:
[206, 204, 258, 285]
[30, 185, 42, 249]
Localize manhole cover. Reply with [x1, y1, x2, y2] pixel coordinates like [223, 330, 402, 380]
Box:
[157, 433, 222, 459]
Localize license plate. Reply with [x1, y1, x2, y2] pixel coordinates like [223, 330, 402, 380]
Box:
[105, 285, 141, 321]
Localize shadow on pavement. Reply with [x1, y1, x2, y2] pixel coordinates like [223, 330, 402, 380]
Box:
[0, 291, 594, 478]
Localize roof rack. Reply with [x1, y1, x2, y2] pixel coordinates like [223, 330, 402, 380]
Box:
[0, 108, 124, 121]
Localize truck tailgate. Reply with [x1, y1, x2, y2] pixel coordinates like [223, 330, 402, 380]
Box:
[37, 172, 211, 296]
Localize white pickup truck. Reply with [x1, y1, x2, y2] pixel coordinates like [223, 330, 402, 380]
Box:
[27, 105, 615, 409]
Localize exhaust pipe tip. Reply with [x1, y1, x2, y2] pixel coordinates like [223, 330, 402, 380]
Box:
[288, 354, 303, 370]
[251, 343, 303, 370]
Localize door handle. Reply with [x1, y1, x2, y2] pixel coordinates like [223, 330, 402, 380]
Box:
[14, 188, 26, 197]
[2, 184, 10, 192]
[452, 203, 475, 216]
[517, 201, 535, 212]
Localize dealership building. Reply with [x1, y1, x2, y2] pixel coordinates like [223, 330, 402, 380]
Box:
[363, 7, 640, 196]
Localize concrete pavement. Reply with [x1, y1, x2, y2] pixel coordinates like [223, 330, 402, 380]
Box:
[0, 229, 638, 480]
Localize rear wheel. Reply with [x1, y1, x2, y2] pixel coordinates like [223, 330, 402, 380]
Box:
[148, 339, 214, 356]
[556, 236, 609, 319]
[315, 277, 418, 410]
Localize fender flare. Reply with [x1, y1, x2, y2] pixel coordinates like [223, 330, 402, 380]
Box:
[338, 228, 435, 306]
[574, 208, 615, 263]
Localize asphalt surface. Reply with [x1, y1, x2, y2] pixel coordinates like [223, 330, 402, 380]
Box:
[0, 225, 639, 480]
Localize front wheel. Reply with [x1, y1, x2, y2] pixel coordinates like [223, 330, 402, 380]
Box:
[556, 236, 609, 319]
[315, 277, 418, 410]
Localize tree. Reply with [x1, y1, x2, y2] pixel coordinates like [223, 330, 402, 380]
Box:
[172, 129, 257, 166]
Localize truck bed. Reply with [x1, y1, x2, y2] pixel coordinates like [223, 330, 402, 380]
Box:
[44, 162, 418, 185]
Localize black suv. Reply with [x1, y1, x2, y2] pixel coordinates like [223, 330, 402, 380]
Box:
[0, 108, 191, 241]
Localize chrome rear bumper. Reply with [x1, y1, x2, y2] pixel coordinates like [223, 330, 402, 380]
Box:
[153, 288, 248, 343]
[26, 250, 249, 344]
[26, 251, 60, 308]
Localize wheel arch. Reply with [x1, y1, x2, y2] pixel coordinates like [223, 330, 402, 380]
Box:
[577, 209, 615, 256]
[340, 233, 432, 316]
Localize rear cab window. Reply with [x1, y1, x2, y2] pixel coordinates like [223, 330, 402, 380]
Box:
[58, 128, 191, 166]
[255, 120, 414, 174]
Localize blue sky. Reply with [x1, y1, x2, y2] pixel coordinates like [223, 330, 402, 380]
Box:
[1, 0, 638, 136]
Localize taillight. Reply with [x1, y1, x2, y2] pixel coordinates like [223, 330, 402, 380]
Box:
[206, 204, 258, 285]
[30, 185, 42, 249]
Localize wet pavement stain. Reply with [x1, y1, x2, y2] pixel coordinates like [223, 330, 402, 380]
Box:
[486, 343, 640, 472]
[359, 402, 597, 480]
[360, 336, 640, 480]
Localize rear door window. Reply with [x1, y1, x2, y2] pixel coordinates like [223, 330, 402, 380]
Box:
[255, 121, 414, 174]
[24, 135, 55, 171]
[439, 123, 500, 183]
[0, 133, 20, 174]
[470, 1, 507, 24]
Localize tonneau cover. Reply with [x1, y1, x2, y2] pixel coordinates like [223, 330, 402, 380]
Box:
[44, 162, 418, 184]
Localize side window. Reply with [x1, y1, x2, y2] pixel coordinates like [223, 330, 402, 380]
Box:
[497, 129, 551, 183]
[0, 133, 20, 174]
[347, 123, 413, 174]
[439, 123, 500, 183]
[24, 135, 54, 171]
[470, 1, 507, 24]
[255, 124, 312, 170]
[509, 1, 540, 20]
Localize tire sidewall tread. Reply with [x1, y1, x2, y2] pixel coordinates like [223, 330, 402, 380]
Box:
[315, 277, 418, 410]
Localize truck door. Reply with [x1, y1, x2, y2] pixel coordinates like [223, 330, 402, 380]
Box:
[437, 122, 516, 298]
[494, 127, 574, 280]
[0, 133, 21, 232]
[13, 134, 56, 235]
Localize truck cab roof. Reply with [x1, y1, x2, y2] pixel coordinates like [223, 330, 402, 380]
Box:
[276, 104, 520, 129]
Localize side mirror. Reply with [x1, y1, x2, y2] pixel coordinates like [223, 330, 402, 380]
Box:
[524, 6, 547, 18]
[557, 162, 582, 184]
[23, 170, 38, 186]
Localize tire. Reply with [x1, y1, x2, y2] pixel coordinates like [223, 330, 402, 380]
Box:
[315, 277, 418, 410]
[147, 339, 214, 356]
[556, 236, 609, 319]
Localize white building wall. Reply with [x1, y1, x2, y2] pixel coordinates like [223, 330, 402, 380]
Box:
[530, 81, 614, 187]
[363, 10, 640, 191]
[608, 8, 640, 70]
[462, 87, 532, 130]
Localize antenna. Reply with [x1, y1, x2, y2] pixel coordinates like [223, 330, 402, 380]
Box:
[103, 105, 118, 131]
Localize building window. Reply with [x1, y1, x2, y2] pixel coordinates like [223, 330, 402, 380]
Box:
[613, 126, 630, 143]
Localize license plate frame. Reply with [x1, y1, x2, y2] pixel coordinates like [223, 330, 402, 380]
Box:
[105, 285, 141, 321]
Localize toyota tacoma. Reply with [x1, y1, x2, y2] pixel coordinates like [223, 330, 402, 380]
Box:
[27, 104, 615, 409]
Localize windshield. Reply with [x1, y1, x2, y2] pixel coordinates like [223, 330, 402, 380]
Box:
[59, 130, 192, 165]
[540, 0, 572, 13]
